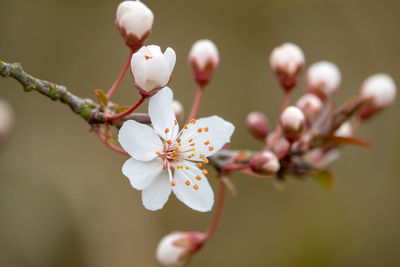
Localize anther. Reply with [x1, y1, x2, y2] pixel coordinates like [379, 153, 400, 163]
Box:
[165, 128, 170, 133]
[204, 141, 210, 145]
[209, 146, 214, 151]
[177, 138, 181, 142]
[174, 157, 178, 161]
[156, 151, 161, 155]
[145, 55, 152, 60]
[171, 181, 176, 186]
[192, 148, 196, 151]
[196, 176, 202, 180]
[184, 124, 188, 129]
[197, 163, 203, 168]
[163, 162, 168, 169]
[197, 128, 203, 133]
[167, 140, 172, 145]
[203, 158, 209, 164]
[185, 180, 191, 185]
[199, 154, 205, 158]
[190, 119, 196, 124]
[193, 184, 199, 190]
[203, 169, 208, 175]
[169, 165, 174, 170]
[204, 127, 209, 132]
[189, 138, 193, 143]
[185, 166, 189, 170]
[190, 143, 195, 146]
[174, 120, 178, 125]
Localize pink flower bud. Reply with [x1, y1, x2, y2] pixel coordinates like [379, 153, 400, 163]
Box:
[250, 150, 280, 175]
[359, 73, 397, 119]
[334, 121, 352, 137]
[280, 106, 305, 142]
[130, 45, 176, 96]
[0, 99, 14, 144]
[188, 40, 220, 86]
[270, 43, 305, 91]
[296, 93, 323, 121]
[116, 0, 154, 51]
[246, 111, 270, 140]
[156, 231, 205, 267]
[306, 61, 341, 98]
[172, 100, 184, 123]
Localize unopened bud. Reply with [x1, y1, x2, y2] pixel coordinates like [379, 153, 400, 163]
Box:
[156, 231, 205, 267]
[334, 121, 352, 137]
[172, 100, 184, 123]
[270, 43, 305, 91]
[280, 106, 305, 142]
[246, 111, 269, 140]
[131, 45, 176, 96]
[250, 150, 280, 175]
[0, 99, 14, 145]
[188, 40, 220, 86]
[304, 148, 340, 169]
[296, 93, 323, 121]
[359, 73, 397, 119]
[306, 61, 341, 98]
[116, 0, 154, 51]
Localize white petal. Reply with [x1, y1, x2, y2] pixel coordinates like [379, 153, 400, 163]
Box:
[149, 87, 178, 140]
[142, 57, 170, 91]
[122, 157, 163, 190]
[179, 116, 234, 159]
[146, 45, 163, 56]
[164, 47, 176, 73]
[118, 120, 163, 161]
[172, 162, 214, 212]
[142, 171, 172, 211]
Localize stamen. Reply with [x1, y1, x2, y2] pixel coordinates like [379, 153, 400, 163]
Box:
[185, 166, 189, 170]
[203, 158, 209, 164]
[185, 180, 191, 185]
[167, 140, 172, 145]
[203, 169, 208, 175]
[196, 176, 202, 180]
[190, 143, 195, 146]
[189, 138, 193, 143]
[169, 165, 174, 170]
[171, 181, 176, 186]
[199, 154, 205, 158]
[156, 151, 161, 155]
[184, 124, 188, 129]
[204, 127, 209, 132]
[163, 162, 168, 169]
[174, 120, 178, 125]
[193, 184, 199, 190]
[197, 163, 203, 168]
[173, 157, 178, 161]
[177, 166, 183, 169]
[177, 138, 181, 142]
[192, 148, 196, 151]
[204, 141, 210, 145]
[197, 128, 203, 133]
[145, 55, 152, 60]
[165, 128, 170, 133]
[209, 146, 214, 151]
[190, 119, 196, 124]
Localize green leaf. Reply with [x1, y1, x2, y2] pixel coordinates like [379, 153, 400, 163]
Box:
[313, 170, 334, 190]
[116, 105, 131, 114]
[94, 89, 108, 108]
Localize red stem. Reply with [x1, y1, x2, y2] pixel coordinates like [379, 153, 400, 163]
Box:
[204, 178, 225, 241]
[106, 96, 146, 122]
[106, 51, 134, 100]
[94, 128, 129, 156]
[187, 85, 205, 122]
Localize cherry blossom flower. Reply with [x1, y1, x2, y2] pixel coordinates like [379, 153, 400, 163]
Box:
[116, 0, 154, 50]
[118, 87, 235, 212]
[131, 45, 176, 96]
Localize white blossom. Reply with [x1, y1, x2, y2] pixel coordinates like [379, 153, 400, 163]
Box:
[116, 0, 153, 39]
[270, 43, 305, 77]
[118, 87, 234, 212]
[360, 73, 397, 110]
[306, 61, 341, 96]
[131, 45, 176, 95]
[188, 40, 219, 70]
[280, 106, 305, 132]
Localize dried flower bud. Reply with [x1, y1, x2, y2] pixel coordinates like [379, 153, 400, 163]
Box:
[0, 99, 14, 145]
[156, 231, 205, 267]
[131, 45, 176, 96]
[172, 100, 184, 123]
[306, 61, 341, 98]
[296, 93, 323, 121]
[359, 73, 397, 119]
[188, 40, 220, 86]
[250, 150, 280, 175]
[334, 121, 352, 137]
[270, 43, 305, 91]
[116, 0, 154, 51]
[280, 106, 305, 142]
[246, 111, 269, 140]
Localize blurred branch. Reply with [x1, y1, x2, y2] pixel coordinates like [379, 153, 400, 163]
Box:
[0, 60, 151, 126]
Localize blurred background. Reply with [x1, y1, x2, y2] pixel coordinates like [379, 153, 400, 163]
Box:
[1, 0, 400, 266]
